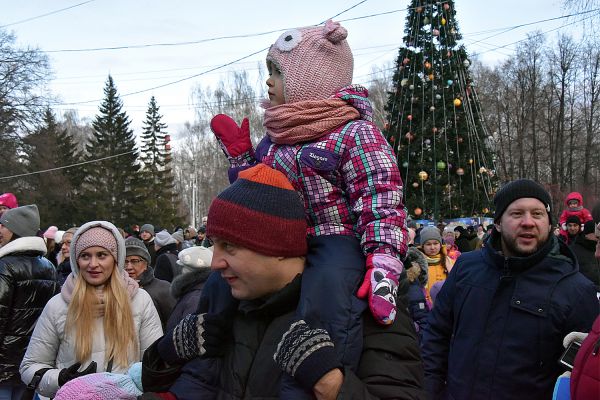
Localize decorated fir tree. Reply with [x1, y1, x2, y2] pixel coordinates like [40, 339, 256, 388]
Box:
[139, 96, 180, 228]
[385, 0, 497, 221]
[82, 75, 142, 225]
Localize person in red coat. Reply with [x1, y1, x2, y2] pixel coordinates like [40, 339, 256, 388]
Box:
[559, 192, 592, 243]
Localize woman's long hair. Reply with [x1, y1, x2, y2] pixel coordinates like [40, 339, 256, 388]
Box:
[65, 267, 138, 369]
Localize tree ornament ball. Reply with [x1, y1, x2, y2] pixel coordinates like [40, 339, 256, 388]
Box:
[453, 98, 462, 107]
[457, 136, 463, 143]
[405, 132, 415, 142]
[403, 58, 410, 65]
[409, 84, 415, 90]
[468, 158, 474, 164]
[433, 29, 440, 36]
[407, 114, 413, 121]
[463, 59, 470, 68]
[423, 17, 430, 25]
[402, 161, 409, 168]
[424, 61, 431, 69]
[447, 51, 452, 57]
[389, 135, 395, 143]
[441, 17, 447, 25]
[401, 78, 409, 87]
[450, 28, 457, 35]
[432, 127, 438, 133]
[383, 122, 390, 130]
[482, 207, 490, 214]
[437, 161, 447, 170]
[412, 182, 419, 188]
[430, 105, 436, 111]
[416, 6, 423, 13]
[414, 207, 423, 216]
[456, 167, 465, 176]
[479, 167, 487, 174]
[447, 79, 453, 85]
[435, 94, 442, 100]
[428, 73, 434, 81]
[425, 139, 431, 145]
[418, 170, 429, 181]
[444, 3, 450, 10]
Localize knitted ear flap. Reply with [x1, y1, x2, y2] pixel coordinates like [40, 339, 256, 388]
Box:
[323, 19, 347, 43]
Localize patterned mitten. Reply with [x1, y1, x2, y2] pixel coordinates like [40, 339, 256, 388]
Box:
[357, 253, 401, 325]
[172, 312, 232, 361]
[210, 114, 254, 159]
[273, 320, 341, 390]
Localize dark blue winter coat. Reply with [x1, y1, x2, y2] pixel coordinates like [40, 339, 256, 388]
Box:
[422, 231, 599, 400]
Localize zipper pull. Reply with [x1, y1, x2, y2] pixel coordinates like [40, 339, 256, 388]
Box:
[592, 338, 600, 356]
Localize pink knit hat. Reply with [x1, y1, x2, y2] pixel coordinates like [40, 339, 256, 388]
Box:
[0, 192, 18, 209]
[43, 225, 59, 240]
[74, 226, 119, 263]
[266, 19, 353, 104]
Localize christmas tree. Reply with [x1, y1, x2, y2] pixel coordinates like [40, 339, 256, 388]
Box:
[139, 96, 181, 228]
[385, 0, 497, 221]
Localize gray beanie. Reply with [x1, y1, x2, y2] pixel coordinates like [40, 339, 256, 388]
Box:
[171, 230, 185, 243]
[155, 230, 176, 247]
[419, 226, 442, 245]
[0, 205, 40, 237]
[140, 224, 155, 236]
[125, 237, 151, 264]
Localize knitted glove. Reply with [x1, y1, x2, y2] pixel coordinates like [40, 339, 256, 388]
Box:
[210, 114, 254, 159]
[172, 312, 232, 361]
[58, 361, 97, 386]
[357, 253, 401, 325]
[273, 320, 341, 390]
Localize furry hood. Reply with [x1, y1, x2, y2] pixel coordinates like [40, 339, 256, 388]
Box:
[170, 268, 211, 299]
[406, 247, 428, 286]
[0, 236, 46, 258]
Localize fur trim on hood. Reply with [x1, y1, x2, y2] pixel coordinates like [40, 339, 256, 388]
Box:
[406, 247, 428, 286]
[170, 268, 211, 299]
[0, 236, 46, 258]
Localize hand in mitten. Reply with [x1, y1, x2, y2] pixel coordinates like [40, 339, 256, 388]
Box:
[210, 114, 254, 159]
[172, 312, 233, 361]
[58, 361, 97, 386]
[357, 253, 401, 325]
[273, 320, 341, 390]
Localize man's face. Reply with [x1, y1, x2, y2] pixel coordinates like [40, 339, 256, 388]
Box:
[211, 237, 291, 300]
[140, 231, 152, 241]
[198, 232, 206, 241]
[567, 222, 581, 236]
[496, 197, 551, 257]
[61, 233, 73, 259]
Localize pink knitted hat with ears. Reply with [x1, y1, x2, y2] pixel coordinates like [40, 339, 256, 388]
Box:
[266, 19, 353, 104]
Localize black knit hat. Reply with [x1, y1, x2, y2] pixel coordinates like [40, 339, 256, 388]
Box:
[566, 215, 582, 225]
[493, 179, 552, 222]
[583, 220, 596, 235]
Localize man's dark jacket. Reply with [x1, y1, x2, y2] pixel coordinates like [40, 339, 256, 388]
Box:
[0, 237, 59, 384]
[159, 274, 426, 399]
[422, 231, 599, 400]
[138, 267, 176, 330]
[570, 234, 600, 290]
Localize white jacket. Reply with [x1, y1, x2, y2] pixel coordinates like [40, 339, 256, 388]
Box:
[20, 288, 163, 398]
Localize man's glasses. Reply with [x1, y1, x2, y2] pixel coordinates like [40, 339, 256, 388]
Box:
[125, 258, 144, 266]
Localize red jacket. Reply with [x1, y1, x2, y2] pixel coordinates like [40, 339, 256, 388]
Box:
[571, 315, 600, 399]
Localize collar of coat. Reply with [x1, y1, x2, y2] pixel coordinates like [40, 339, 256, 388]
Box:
[170, 268, 211, 299]
[239, 273, 302, 317]
[0, 236, 46, 258]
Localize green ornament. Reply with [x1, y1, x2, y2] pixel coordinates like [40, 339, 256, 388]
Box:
[436, 161, 446, 170]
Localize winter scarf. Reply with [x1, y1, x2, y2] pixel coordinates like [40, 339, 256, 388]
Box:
[263, 98, 359, 145]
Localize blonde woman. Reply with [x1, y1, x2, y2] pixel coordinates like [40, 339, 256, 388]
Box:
[20, 221, 163, 399]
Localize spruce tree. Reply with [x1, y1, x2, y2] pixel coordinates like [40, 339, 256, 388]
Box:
[139, 96, 180, 229]
[385, 0, 497, 221]
[22, 108, 84, 227]
[82, 75, 141, 226]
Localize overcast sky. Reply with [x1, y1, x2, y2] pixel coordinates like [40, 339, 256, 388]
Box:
[2, 0, 572, 143]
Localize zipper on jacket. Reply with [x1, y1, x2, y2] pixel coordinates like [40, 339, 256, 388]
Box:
[592, 337, 600, 356]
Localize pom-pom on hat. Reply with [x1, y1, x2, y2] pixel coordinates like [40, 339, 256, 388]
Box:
[493, 179, 552, 222]
[44, 225, 59, 240]
[207, 164, 307, 257]
[0, 192, 18, 210]
[266, 19, 353, 104]
[0, 204, 40, 237]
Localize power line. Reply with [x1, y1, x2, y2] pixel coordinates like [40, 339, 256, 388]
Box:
[0, 150, 136, 181]
[0, 0, 95, 28]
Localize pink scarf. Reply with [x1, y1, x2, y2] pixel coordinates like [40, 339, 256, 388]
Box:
[264, 98, 359, 145]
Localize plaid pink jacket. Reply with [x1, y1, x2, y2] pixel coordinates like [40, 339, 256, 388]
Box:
[236, 86, 407, 263]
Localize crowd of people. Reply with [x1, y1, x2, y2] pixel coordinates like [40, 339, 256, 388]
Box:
[1, 19, 600, 400]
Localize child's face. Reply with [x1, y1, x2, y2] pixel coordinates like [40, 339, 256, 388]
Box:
[266, 62, 285, 107]
[568, 200, 579, 209]
[422, 240, 441, 257]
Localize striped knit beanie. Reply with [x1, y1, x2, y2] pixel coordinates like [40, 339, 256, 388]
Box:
[207, 164, 307, 256]
[266, 19, 353, 104]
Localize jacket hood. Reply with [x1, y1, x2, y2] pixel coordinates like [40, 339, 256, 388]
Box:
[565, 192, 584, 206]
[69, 221, 126, 276]
[406, 247, 428, 285]
[170, 268, 211, 299]
[336, 85, 374, 122]
[0, 236, 46, 258]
